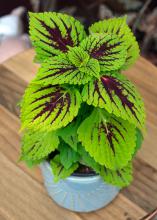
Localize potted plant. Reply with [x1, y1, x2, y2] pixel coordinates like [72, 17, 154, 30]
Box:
[20, 12, 146, 212]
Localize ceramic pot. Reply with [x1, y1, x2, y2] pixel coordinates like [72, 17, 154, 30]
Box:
[40, 161, 120, 212]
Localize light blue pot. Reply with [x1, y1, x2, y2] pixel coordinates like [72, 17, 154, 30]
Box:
[40, 161, 120, 212]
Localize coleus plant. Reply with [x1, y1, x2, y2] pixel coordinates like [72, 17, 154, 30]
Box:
[20, 12, 146, 187]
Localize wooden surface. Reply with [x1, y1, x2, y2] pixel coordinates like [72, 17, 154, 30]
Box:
[0, 49, 157, 220]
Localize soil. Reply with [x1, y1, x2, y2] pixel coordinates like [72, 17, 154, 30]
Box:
[73, 164, 96, 176]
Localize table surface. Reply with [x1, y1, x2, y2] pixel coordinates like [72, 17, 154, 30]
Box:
[0, 49, 157, 220]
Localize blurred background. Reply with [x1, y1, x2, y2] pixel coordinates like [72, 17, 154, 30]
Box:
[0, 0, 156, 65]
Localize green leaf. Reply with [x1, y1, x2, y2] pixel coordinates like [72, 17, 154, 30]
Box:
[100, 162, 133, 187]
[68, 47, 100, 78]
[29, 12, 86, 63]
[78, 108, 136, 170]
[57, 119, 80, 151]
[80, 33, 127, 72]
[21, 84, 82, 131]
[50, 155, 78, 182]
[78, 145, 132, 187]
[57, 103, 94, 151]
[89, 16, 139, 70]
[20, 130, 59, 160]
[77, 144, 100, 173]
[59, 142, 80, 169]
[68, 46, 90, 67]
[25, 158, 44, 168]
[33, 53, 93, 85]
[82, 72, 145, 129]
[133, 128, 143, 157]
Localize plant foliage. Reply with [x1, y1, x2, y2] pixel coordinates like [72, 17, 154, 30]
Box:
[21, 84, 82, 131]
[82, 72, 145, 129]
[20, 130, 59, 160]
[29, 12, 86, 63]
[89, 16, 140, 70]
[20, 12, 146, 188]
[59, 141, 80, 169]
[50, 155, 79, 182]
[77, 108, 136, 170]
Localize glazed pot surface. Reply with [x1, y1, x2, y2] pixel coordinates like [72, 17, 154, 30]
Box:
[40, 161, 120, 212]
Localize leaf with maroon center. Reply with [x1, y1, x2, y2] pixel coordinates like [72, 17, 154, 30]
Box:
[78, 145, 133, 187]
[82, 72, 145, 129]
[80, 33, 127, 72]
[88, 16, 140, 70]
[21, 84, 82, 131]
[34, 51, 99, 86]
[77, 108, 136, 170]
[29, 12, 87, 63]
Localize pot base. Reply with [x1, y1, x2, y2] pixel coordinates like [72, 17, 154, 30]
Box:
[40, 162, 120, 212]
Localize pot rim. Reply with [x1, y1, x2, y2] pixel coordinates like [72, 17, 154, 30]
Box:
[41, 161, 101, 183]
